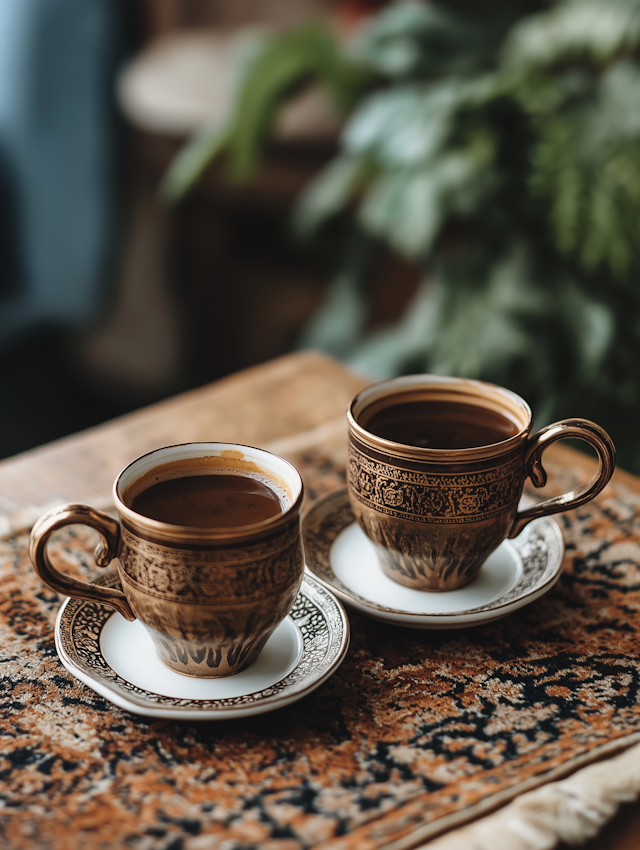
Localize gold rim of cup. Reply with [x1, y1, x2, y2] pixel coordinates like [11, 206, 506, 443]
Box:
[348, 375, 533, 462]
[114, 441, 304, 544]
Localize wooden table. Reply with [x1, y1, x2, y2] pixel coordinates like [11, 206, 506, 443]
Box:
[0, 351, 362, 526]
[2, 350, 638, 848]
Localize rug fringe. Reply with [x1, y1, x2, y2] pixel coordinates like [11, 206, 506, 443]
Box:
[421, 741, 640, 849]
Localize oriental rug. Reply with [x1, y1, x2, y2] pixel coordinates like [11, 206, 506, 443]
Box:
[1, 448, 640, 850]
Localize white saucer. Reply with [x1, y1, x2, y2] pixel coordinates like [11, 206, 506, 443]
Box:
[55, 571, 349, 719]
[302, 490, 564, 628]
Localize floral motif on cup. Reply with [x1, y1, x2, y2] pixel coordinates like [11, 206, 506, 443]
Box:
[348, 442, 523, 523]
[118, 524, 304, 603]
[381, 486, 404, 507]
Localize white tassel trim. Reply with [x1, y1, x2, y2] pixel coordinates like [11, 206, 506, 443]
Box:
[420, 741, 640, 850]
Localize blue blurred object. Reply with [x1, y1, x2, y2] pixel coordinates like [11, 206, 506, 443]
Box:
[0, 0, 118, 349]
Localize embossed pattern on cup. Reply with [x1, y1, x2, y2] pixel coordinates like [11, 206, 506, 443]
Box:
[348, 440, 525, 590]
[117, 520, 304, 676]
[347, 376, 615, 592]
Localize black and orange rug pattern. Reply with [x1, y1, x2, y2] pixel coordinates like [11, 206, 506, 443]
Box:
[1, 453, 639, 849]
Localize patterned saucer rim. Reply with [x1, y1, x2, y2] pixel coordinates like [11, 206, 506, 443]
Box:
[55, 571, 350, 720]
[302, 489, 564, 628]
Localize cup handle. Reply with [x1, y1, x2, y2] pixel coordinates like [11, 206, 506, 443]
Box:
[508, 418, 616, 539]
[29, 504, 135, 621]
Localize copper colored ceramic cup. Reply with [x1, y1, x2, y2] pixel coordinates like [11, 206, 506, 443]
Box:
[347, 376, 616, 592]
[30, 443, 305, 677]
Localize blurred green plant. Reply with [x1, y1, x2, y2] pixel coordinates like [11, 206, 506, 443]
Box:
[164, 0, 640, 471]
[160, 24, 366, 200]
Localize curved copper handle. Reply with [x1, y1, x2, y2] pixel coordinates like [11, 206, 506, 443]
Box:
[508, 418, 615, 538]
[29, 504, 135, 621]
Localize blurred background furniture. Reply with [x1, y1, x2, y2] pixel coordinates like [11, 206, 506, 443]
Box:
[0, 0, 371, 458]
[104, 0, 344, 394]
[3, 0, 640, 477]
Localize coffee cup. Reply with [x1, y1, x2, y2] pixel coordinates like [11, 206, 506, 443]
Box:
[347, 376, 615, 592]
[30, 443, 305, 677]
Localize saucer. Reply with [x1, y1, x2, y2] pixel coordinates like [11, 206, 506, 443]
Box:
[55, 571, 349, 720]
[302, 489, 564, 629]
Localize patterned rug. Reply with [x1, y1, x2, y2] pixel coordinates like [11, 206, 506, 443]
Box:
[1, 449, 640, 850]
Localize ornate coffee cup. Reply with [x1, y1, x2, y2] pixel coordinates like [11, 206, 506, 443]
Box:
[30, 443, 304, 677]
[347, 376, 615, 592]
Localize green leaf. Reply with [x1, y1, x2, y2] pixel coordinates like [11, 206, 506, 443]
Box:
[347, 277, 439, 377]
[294, 155, 368, 237]
[360, 169, 444, 258]
[159, 29, 269, 201]
[350, 0, 510, 79]
[226, 25, 365, 179]
[298, 268, 368, 355]
[344, 83, 458, 166]
[297, 232, 374, 356]
[357, 151, 492, 259]
[350, 2, 458, 77]
[343, 75, 501, 167]
[530, 62, 640, 277]
[161, 23, 365, 200]
[426, 246, 548, 380]
[561, 280, 615, 375]
[159, 122, 231, 203]
[503, 0, 640, 70]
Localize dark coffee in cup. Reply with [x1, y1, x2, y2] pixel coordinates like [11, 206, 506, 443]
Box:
[131, 473, 283, 528]
[363, 399, 519, 450]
